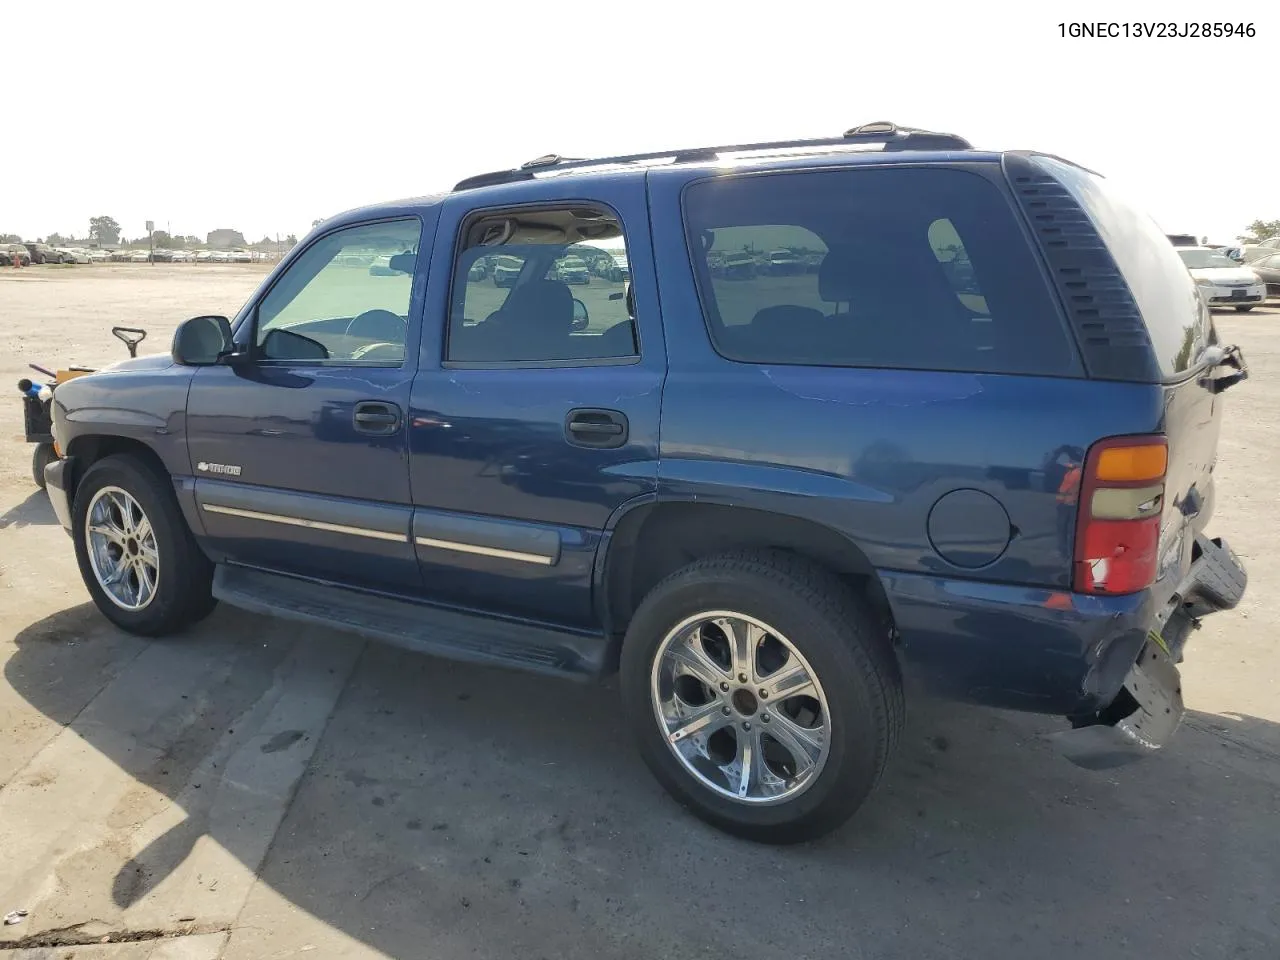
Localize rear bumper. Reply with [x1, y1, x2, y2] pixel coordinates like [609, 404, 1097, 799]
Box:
[1050, 535, 1247, 768]
[882, 533, 1248, 721]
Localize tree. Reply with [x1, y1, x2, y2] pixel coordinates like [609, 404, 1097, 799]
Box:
[89, 216, 121, 245]
[152, 230, 175, 248]
[311, 218, 324, 228]
[47, 232, 66, 246]
[1238, 219, 1280, 244]
[0, 233, 20, 243]
[285, 234, 298, 246]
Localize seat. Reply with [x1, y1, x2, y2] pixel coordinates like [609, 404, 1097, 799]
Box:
[489, 279, 576, 361]
[817, 245, 976, 366]
[747, 305, 829, 361]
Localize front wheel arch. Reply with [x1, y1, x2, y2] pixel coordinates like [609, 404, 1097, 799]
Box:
[64, 435, 171, 505]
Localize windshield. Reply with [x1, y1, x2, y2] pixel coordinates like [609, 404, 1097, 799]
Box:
[1177, 249, 1239, 270]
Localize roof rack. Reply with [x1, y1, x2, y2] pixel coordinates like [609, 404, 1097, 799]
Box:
[451, 122, 971, 192]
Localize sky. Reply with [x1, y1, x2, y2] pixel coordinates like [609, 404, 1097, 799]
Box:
[2, 0, 1277, 246]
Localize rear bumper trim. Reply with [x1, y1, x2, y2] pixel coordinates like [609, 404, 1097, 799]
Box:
[1050, 639, 1184, 769]
[1050, 532, 1247, 769]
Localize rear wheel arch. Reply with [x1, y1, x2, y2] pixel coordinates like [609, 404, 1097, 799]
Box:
[602, 500, 894, 637]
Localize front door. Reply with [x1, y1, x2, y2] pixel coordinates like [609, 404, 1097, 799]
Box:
[408, 180, 665, 626]
[186, 216, 428, 592]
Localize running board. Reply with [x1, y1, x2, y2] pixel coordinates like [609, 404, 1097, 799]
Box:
[212, 564, 607, 680]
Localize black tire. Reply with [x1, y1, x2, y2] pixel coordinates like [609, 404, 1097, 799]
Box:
[31, 443, 55, 488]
[620, 549, 903, 844]
[1234, 305, 1254, 312]
[72, 454, 215, 636]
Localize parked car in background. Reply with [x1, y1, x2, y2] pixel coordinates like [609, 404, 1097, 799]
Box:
[765, 248, 805, 275]
[24, 242, 69, 264]
[150, 249, 175, 263]
[491, 254, 523, 287]
[129, 250, 150, 263]
[195, 250, 214, 263]
[57, 248, 92, 263]
[1250, 253, 1280, 296]
[170, 250, 191, 262]
[230, 249, 253, 263]
[555, 255, 591, 285]
[1175, 246, 1267, 312]
[1236, 244, 1277, 263]
[720, 250, 756, 279]
[1, 242, 32, 266]
[87, 249, 110, 262]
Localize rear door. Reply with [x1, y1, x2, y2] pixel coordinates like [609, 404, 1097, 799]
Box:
[407, 175, 665, 627]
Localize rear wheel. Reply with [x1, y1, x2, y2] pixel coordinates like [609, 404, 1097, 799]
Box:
[620, 550, 903, 843]
[1234, 305, 1254, 312]
[72, 454, 215, 636]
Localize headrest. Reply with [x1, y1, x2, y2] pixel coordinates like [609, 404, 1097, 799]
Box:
[751, 305, 826, 337]
[500, 279, 574, 333]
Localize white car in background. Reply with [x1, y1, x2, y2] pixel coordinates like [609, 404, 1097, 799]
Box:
[87, 249, 110, 262]
[129, 250, 150, 263]
[56, 248, 92, 263]
[1177, 246, 1268, 312]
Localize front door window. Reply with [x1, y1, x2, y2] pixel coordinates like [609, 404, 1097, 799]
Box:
[255, 219, 421, 364]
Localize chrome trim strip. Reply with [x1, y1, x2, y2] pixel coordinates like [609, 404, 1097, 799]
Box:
[414, 536, 555, 566]
[201, 503, 407, 543]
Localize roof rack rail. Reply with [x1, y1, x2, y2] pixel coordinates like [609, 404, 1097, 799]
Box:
[451, 122, 971, 192]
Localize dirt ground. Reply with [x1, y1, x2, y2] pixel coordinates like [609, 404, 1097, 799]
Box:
[1, 264, 1277, 959]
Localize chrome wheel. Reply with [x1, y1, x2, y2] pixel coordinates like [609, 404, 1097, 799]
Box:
[650, 611, 831, 805]
[84, 486, 159, 611]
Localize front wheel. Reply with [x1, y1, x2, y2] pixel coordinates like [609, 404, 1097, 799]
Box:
[72, 454, 215, 636]
[1234, 305, 1254, 312]
[620, 550, 903, 844]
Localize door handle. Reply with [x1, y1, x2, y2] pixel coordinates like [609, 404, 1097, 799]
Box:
[353, 401, 402, 434]
[565, 408, 628, 449]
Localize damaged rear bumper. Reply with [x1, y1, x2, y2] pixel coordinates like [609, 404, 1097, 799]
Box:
[1050, 534, 1247, 770]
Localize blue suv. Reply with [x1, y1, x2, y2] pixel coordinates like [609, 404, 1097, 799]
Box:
[44, 123, 1249, 842]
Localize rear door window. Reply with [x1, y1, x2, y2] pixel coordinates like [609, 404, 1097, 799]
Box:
[681, 166, 1077, 376]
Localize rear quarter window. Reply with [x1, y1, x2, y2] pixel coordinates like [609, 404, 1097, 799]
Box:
[1030, 156, 1209, 379]
[681, 166, 1079, 376]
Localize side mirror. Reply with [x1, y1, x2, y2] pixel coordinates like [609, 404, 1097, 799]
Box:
[571, 298, 589, 332]
[172, 315, 233, 366]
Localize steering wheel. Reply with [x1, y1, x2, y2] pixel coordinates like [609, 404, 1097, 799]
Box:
[345, 309, 406, 343]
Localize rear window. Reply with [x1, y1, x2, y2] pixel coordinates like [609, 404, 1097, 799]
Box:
[1031, 156, 1209, 378]
[682, 166, 1077, 376]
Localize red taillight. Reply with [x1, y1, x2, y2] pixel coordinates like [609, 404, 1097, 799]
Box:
[1073, 435, 1168, 595]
